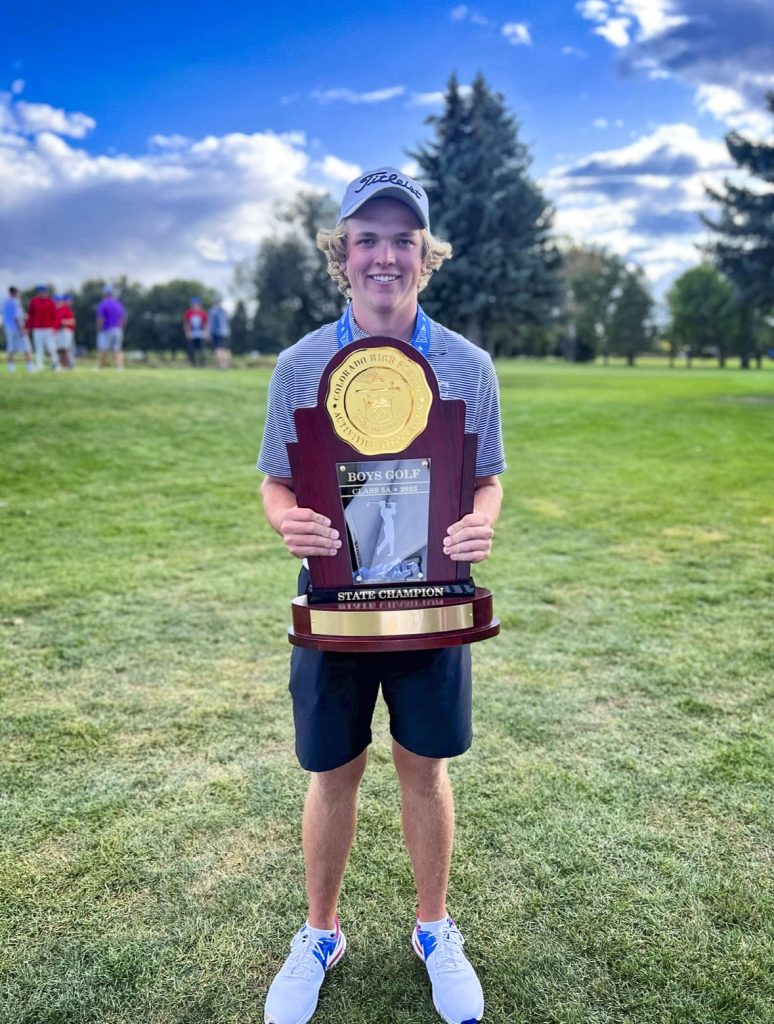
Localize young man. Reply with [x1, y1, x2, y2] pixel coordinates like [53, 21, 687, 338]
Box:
[26, 284, 59, 371]
[208, 297, 231, 369]
[258, 168, 504, 1024]
[55, 294, 76, 370]
[2, 287, 33, 372]
[96, 286, 127, 370]
[183, 297, 208, 366]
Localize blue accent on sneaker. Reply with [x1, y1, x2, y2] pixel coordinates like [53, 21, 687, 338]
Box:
[412, 918, 484, 1024]
[415, 930, 438, 960]
[265, 917, 346, 1024]
[310, 931, 339, 971]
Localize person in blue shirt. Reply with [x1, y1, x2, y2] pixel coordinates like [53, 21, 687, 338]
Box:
[208, 297, 231, 369]
[2, 287, 33, 372]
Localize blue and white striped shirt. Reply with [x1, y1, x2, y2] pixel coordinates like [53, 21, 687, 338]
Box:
[257, 310, 506, 480]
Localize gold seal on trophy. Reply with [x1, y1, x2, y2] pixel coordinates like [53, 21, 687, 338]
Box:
[326, 346, 433, 454]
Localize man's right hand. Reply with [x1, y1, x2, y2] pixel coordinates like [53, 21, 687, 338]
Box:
[279, 507, 342, 558]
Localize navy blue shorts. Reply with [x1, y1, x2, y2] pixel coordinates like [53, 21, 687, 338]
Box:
[290, 569, 472, 773]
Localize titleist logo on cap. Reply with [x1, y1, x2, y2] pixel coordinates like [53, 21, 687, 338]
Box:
[354, 171, 423, 200]
[339, 165, 429, 227]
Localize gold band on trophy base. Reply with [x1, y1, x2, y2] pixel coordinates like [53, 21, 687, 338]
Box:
[289, 588, 499, 653]
[309, 600, 474, 636]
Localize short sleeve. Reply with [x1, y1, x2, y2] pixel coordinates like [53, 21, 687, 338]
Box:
[257, 354, 297, 478]
[474, 357, 506, 477]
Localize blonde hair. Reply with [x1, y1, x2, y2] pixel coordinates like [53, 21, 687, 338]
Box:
[317, 218, 453, 297]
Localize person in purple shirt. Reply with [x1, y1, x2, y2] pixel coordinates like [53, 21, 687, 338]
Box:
[96, 285, 127, 370]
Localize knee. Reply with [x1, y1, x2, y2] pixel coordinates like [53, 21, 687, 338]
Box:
[310, 750, 367, 799]
[393, 743, 448, 797]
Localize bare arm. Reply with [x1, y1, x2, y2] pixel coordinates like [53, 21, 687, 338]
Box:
[443, 475, 503, 564]
[261, 475, 342, 558]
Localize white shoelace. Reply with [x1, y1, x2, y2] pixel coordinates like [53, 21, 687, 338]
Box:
[433, 924, 468, 974]
[283, 931, 326, 982]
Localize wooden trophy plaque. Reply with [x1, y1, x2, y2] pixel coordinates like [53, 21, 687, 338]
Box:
[286, 337, 499, 652]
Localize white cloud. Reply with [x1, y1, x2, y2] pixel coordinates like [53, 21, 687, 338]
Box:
[543, 122, 737, 293]
[149, 133, 192, 150]
[15, 101, 96, 139]
[318, 154, 361, 183]
[593, 118, 608, 128]
[409, 91, 446, 107]
[696, 84, 773, 136]
[11, 79, 24, 95]
[562, 45, 588, 58]
[577, 0, 685, 39]
[451, 5, 494, 27]
[310, 86, 405, 104]
[595, 17, 630, 47]
[576, 0, 774, 133]
[577, 0, 609, 21]
[408, 85, 472, 107]
[0, 94, 354, 292]
[502, 22, 532, 46]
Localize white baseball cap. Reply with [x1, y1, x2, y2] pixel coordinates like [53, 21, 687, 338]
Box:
[339, 167, 429, 229]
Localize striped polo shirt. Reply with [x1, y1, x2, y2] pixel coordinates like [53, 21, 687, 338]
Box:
[257, 307, 506, 480]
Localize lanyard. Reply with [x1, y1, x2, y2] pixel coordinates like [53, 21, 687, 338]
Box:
[336, 303, 431, 357]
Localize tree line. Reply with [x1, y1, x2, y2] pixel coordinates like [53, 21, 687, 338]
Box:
[238, 77, 774, 366]
[15, 78, 772, 366]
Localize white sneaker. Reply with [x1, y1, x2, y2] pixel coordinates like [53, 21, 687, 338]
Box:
[265, 917, 346, 1024]
[413, 918, 484, 1024]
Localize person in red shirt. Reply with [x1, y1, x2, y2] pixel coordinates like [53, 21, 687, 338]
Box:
[182, 297, 209, 367]
[26, 285, 60, 371]
[55, 294, 76, 370]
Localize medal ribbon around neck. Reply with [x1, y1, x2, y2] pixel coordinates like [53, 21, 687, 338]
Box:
[336, 303, 431, 357]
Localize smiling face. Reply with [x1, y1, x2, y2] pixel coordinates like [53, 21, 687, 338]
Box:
[341, 197, 424, 326]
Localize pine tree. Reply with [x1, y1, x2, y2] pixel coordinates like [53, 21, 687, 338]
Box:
[412, 74, 562, 356]
[703, 93, 774, 364]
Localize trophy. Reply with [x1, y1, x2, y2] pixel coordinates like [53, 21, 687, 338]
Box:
[286, 337, 499, 652]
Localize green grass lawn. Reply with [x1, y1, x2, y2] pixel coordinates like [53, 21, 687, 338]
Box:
[1, 361, 772, 1024]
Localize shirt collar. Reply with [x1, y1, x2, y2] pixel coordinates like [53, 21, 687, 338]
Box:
[345, 305, 447, 356]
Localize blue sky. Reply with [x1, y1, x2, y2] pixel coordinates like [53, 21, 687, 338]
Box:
[3, 1, 773, 301]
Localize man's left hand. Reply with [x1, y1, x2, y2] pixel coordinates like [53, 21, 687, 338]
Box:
[443, 512, 495, 563]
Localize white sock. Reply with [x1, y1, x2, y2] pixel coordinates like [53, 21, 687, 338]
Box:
[305, 921, 337, 939]
[418, 916, 450, 933]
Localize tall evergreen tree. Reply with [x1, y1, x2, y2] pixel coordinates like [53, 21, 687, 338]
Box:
[412, 74, 562, 356]
[703, 94, 774, 364]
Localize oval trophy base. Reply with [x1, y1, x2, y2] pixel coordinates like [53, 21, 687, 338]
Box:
[288, 587, 500, 653]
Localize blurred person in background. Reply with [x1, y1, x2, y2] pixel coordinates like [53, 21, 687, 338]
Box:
[208, 296, 231, 369]
[183, 296, 208, 367]
[96, 285, 127, 370]
[55, 294, 76, 370]
[3, 286, 33, 372]
[26, 284, 59, 371]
